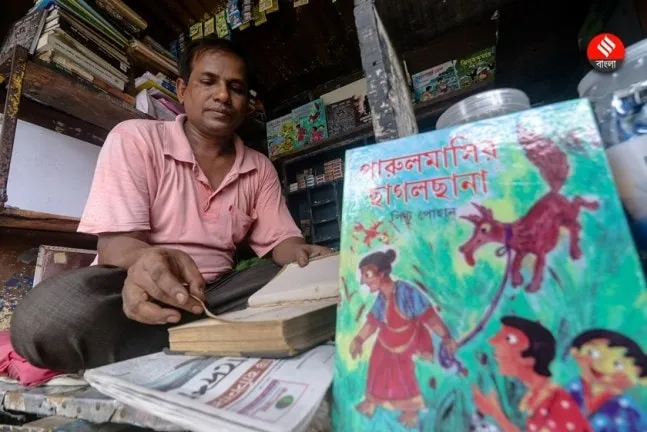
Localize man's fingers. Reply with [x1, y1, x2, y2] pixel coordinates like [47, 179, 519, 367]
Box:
[175, 252, 206, 301]
[135, 302, 181, 325]
[137, 254, 202, 314]
[145, 269, 202, 314]
[295, 248, 309, 267]
[146, 259, 190, 304]
[123, 284, 181, 324]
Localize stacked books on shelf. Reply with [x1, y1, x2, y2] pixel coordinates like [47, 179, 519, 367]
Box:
[323, 158, 343, 183]
[134, 71, 183, 121]
[288, 157, 344, 193]
[27, 0, 181, 119]
[31, 0, 145, 106]
[130, 38, 178, 78]
[130, 35, 181, 120]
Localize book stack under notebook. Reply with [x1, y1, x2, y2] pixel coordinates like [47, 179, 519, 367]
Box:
[30, 0, 147, 105]
[168, 254, 341, 357]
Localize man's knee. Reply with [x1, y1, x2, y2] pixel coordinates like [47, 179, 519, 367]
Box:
[10, 265, 127, 370]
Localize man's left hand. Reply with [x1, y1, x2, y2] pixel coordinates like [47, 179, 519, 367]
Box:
[293, 243, 332, 267]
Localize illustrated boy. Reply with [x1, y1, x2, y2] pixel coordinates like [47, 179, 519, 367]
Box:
[296, 123, 306, 143]
[472, 316, 592, 432]
[568, 329, 646, 431]
[420, 86, 434, 102]
[311, 125, 324, 143]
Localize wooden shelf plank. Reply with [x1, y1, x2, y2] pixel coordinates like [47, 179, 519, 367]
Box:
[1, 59, 150, 132]
[272, 79, 495, 165]
[0, 88, 108, 146]
[0, 208, 80, 233]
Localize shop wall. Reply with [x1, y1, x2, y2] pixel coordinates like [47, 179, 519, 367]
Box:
[4, 119, 100, 218]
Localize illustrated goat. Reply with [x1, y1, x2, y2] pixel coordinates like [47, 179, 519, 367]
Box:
[458, 125, 599, 292]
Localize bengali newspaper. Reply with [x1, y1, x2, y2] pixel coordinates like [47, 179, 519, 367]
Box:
[84, 344, 335, 432]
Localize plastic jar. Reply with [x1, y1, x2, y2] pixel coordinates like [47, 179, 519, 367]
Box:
[435, 88, 531, 130]
[578, 38, 647, 255]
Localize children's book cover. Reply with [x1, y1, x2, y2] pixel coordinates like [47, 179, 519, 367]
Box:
[457, 46, 496, 89]
[266, 113, 297, 158]
[412, 61, 460, 103]
[353, 93, 372, 125]
[226, 0, 242, 30]
[327, 98, 359, 137]
[333, 99, 647, 432]
[292, 99, 328, 146]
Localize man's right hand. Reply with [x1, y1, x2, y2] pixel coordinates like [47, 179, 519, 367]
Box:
[122, 248, 206, 325]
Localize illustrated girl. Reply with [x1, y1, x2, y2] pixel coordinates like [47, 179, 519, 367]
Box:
[350, 249, 457, 428]
[568, 329, 646, 431]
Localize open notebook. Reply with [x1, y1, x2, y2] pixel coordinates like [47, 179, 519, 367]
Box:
[168, 254, 340, 357]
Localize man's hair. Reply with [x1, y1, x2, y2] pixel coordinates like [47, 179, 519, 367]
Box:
[179, 36, 252, 85]
[500, 316, 556, 377]
[571, 329, 646, 377]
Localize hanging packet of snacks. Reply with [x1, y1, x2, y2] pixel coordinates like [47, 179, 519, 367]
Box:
[203, 16, 216, 36]
[253, 3, 267, 26]
[266, 0, 280, 14]
[238, 22, 250, 31]
[215, 10, 230, 38]
[294, 0, 309, 7]
[189, 22, 203, 40]
[242, 0, 253, 23]
[259, 0, 273, 13]
[226, 0, 242, 29]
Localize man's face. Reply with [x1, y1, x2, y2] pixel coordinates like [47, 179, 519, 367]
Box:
[490, 325, 535, 378]
[570, 339, 643, 394]
[177, 49, 248, 137]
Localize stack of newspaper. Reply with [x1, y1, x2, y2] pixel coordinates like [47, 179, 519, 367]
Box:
[84, 344, 335, 432]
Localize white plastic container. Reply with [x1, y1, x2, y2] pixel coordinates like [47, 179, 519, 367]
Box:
[578, 38, 647, 104]
[578, 38, 647, 147]
[436, 88, 531, 130]
[578, 38, 647, 251]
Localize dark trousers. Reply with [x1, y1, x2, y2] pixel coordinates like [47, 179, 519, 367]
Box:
[10, 262, 281, 373]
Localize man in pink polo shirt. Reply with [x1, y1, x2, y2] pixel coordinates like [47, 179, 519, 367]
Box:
[10, 37, 329, 372]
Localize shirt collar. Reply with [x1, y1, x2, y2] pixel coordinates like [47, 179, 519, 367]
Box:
[166, 115, 256, 174]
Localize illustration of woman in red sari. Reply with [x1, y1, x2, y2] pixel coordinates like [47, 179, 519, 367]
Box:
[349, 249, 457, 428]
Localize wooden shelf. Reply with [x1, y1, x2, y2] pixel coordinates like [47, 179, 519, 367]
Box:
[271, 79, 495, 165]
[0, 208, 80, 233]
[0, 57, 150, 134]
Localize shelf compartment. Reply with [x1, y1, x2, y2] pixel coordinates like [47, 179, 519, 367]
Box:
[0, 56, 150, 134]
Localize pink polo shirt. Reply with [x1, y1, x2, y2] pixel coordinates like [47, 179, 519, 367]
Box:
[78, 115, 302, 281]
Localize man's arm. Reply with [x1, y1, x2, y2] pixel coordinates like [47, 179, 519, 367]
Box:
[249, 161, 331, 266]
[97, 232, 151, 269]
[271, 236, 306, 266]
[271, 236, 330, 267]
